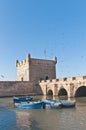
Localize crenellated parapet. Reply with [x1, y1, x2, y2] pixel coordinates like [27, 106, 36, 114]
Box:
[26, 53, 31, 62]
[53, 56, 57, 64]
[16, 53, 31, 67]
[39, 76, 86, 84]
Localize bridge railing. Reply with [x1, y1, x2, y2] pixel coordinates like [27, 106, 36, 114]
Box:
[39, 75, 86, 84]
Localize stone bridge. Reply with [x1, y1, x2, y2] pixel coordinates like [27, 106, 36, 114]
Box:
[39, 76, 86, 98]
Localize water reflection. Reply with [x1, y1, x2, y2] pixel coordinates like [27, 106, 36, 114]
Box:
[0, 107, 16, 130]
[34, 95, 68, 101]
[0, 96, 86, 130]
[15, 110, 31, 129]
[15, 109, 43, 130]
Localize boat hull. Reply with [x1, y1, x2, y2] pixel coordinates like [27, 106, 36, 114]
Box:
[13, 96, 33, 103]
[15, 101, 44, 109]
[45, 99, 76, 108]
[43, 100, 62, 109]
[60, 100, 76, 108]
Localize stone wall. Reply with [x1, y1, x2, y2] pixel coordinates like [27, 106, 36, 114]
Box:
[0, 81, 43, 97]
[29, 58, 56, 82]
[16, 54, 57, 82]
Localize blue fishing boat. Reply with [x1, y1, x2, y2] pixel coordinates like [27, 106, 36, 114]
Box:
[60, 100, 76, 108]
[13, 96, 33, 103]
[46, 99, 76, 108]
[43, 100, 62, 109]
[14, 101, 44, 109]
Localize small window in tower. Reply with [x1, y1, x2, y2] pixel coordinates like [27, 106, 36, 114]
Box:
[21, 77, 23, 81]
[45, 76, 48, 80]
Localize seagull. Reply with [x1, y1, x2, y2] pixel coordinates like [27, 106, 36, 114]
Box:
[1, 75, 4, 78]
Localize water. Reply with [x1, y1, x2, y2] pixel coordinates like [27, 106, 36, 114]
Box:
[0, 96, 86, 130]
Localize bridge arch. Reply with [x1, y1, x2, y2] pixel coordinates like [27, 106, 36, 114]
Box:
[58, 88, 68, 97]
[47, 89, 53, 95]
[75, 86, 86, 97]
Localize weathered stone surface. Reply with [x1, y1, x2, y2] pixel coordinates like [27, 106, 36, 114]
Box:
[0, 81, 43, 97]
[16, 54, 57, 82]
[39, 76, 86, 97]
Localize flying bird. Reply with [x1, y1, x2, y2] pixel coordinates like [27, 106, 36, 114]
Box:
[1, 75, 4, 78]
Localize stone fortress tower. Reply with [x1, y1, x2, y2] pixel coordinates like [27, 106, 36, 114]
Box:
[16, 53, 57, 83]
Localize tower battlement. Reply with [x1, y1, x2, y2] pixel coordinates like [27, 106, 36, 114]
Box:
[16, 60, 26, 67]
[16, 53, 31, 67]
[16, 53, 57, 82]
